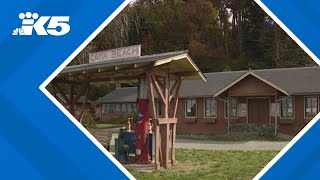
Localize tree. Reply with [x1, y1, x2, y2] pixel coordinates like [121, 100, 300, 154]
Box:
[69, 0, 315, 71]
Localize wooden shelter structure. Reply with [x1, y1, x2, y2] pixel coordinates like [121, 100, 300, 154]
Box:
[52, 50, 206, 169]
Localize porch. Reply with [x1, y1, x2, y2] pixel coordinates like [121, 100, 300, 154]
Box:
[214, 70, 291, 135]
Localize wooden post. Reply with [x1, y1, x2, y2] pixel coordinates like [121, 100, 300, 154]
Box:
[79, 85, 90, 122]
[162, 75, 169, 168]
[171, 122, 177, 166]
[146, 70, 181, 170]
[70, 80, 90, 118]
[171, 80, 180, 166]
[147, 72, 161, 169]
[69, 84, 75, 115]
[138, 75, 148, 99]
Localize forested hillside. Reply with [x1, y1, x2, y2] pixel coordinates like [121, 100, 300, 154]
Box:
[72, 0, 315, 72]
[66, 0, 316, 100]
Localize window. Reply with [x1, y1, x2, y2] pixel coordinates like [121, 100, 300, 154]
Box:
[225, 98, 237, 118]
[121, 104, 126, 113]
[205, 98, 217, 117]
[127, 103, 137, 113]
[305, 96, 318, 118]
[132, 103, 137, 112]
[281, 97, 294, 118]
[185, 99, 197, 118]
[132, 103, 137, 113]
[157, 100, 163, 117]
[109, 104, 115, 113]
[115, 104, 121, 113]
[101, 103, 137, 114]
[127, 104, 130, 112]
[101, 104, 110, 114]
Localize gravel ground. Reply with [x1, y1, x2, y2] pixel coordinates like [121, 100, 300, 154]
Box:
[102, 128, 288, 151]
[175, 139, 289, 151]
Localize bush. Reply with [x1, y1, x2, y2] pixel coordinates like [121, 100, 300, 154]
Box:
[82, 114, 96, 128]
[230, 124, 276, 140]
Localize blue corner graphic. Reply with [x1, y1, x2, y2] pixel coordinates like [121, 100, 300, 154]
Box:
[0, 0, 132, 179]
[255, 0, 320, 179]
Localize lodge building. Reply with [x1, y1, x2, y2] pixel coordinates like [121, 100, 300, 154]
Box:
[94, 66, 320, 136]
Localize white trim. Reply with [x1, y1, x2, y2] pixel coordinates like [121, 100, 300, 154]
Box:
[253, 1, 320, 179]
[185, 99, 197, 118]
[303, 96, 319, 119]
[39, 1, 136, 179]
[154, 54, 207, 82]
[203, 98, 217, 118]
[214, 71, 290, 97]
[185, 54, 207, 82]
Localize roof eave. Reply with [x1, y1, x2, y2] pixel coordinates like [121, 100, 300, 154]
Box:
[154, 53, 206, 82]
[213, 70, 290, 97]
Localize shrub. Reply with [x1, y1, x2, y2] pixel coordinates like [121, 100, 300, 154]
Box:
[82, 114, 96, 128]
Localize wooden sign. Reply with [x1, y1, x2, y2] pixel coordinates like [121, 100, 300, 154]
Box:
[89, 45, 141, 63]
[238, 103, 247, 117]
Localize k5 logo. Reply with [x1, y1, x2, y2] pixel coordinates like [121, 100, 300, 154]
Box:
[12, 12, 70, 36]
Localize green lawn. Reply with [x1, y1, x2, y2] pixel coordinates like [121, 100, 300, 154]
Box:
[176, 134, 238, 141]
[94, 119, 127, 129]
[95, 123, 123, 129]
[128, 149, 277, 180]
[176, 134, 288, 141]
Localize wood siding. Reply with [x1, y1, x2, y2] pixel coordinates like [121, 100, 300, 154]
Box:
[228, 75, 279, 96]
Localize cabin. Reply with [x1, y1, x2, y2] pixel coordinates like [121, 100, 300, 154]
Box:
[94, 87, 138, 121]
[94, 66, 320, 136]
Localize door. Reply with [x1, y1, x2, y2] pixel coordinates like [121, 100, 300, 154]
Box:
[248, 98, 269, 124]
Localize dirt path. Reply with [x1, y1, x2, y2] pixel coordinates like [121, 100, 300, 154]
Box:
[103, 129, 288, 151]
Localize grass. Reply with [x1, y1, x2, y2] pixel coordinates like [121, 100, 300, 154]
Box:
[177, 134, 238, 141]
[95, 123, 123, 129]
[94, 118, 128, 129]
[93, 118, 128, 129]
[128, 149, 278, 180]
[96, 118, 128, 125]
[176, 134, 288, 142]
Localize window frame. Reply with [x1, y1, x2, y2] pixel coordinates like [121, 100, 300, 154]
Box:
[101, 103, 137, 114]
[115, 103, 121, 113]
[132, 103, 137, 113]
[126, 103, 132, 113]
[101, 103, 110, 114]
[185, 99, 197, 118]
[224, 97, 238, 118]
[304, 96, 319, 119]
[204, 98, 217, 118]
[280, 97, 295, 119]
[121, 104, 127, 113]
